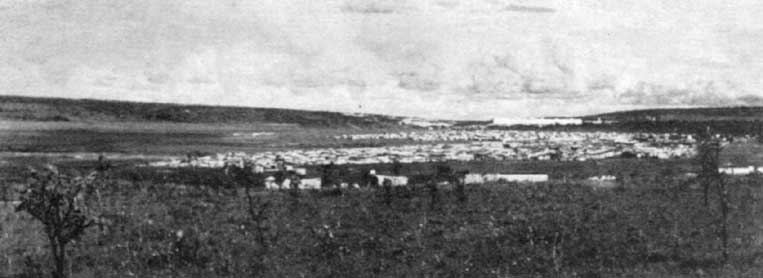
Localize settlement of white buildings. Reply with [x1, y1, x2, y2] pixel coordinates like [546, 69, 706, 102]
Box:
[149, 130, 697, 170]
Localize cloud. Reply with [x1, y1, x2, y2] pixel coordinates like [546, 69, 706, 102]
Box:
[397, 71, 441, 91]
[0, 0, 762, 119]
[504, 4, 555, 13]
[341, 0, 412, 14]
[617, 81, 743, 107]
[737, 95, 763, 106]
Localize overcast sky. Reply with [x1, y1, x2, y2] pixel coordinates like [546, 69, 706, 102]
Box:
[1, 0, 761, 120]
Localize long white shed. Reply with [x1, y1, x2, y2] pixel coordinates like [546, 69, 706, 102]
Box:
[465, 173, 549, 184]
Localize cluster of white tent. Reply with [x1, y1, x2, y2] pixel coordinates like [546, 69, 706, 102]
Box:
[336, 130, 643, 143]
[260, 171, 555, 191]
[261, 169, 409, 190]
[264, 177, 323, 190]
[150, 138, 695, 170]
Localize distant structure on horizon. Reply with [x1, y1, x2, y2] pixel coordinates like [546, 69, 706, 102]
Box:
[490, 117, 583, 127]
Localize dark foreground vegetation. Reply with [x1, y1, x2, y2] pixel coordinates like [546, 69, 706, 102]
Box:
[2, 168, 762, 278]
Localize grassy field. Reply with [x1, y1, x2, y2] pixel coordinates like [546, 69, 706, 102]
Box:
[0, 117, 703, 192]
[0, 153, 699, 190]
[721, 142, 763, 166]
[2, 172, 762, 278]
[0, 120, 422, 154]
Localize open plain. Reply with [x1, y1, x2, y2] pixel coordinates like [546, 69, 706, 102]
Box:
[1, 97, 762, 277]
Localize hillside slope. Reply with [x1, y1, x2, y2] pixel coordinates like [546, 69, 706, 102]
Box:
[0, 95, 401, 128]
[586, 107, 763, 122]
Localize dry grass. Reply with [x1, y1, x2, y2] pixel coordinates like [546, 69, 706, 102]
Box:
[1, 175, 761, 277]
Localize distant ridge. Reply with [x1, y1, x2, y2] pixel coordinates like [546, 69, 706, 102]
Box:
[0, 95, 402, 128]
[585, 107, 763, 122]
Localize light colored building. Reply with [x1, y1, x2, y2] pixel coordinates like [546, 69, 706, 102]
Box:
[490, 117, 583, 127]
[465, 173, 549, 184]
[719, 166, 757, 175]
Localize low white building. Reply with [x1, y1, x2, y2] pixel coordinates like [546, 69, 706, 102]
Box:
[465, 173, 549, 184]
[585, 175, 618, 188]
[719, 166, 758, 175]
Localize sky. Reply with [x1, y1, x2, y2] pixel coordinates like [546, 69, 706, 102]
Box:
[0, 0, 761, 120]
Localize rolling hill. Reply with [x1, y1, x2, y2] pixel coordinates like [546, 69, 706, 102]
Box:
[578, 106, 763, 136]
[0, 95, 402, 128]
[585, 107, 763, 122]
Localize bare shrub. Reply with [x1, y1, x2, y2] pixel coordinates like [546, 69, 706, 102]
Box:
[15, 166, 102, 278]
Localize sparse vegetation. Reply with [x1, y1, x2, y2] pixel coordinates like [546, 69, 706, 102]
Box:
[2, 166, 761, 277]
[14, 166, 104, 278]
